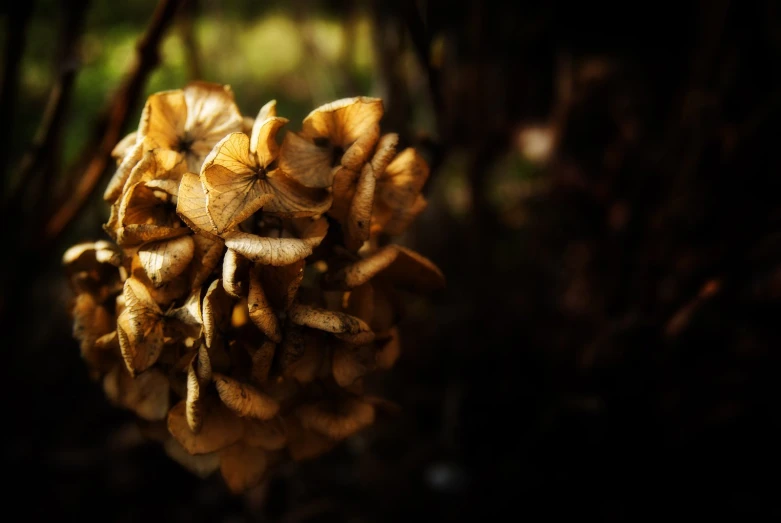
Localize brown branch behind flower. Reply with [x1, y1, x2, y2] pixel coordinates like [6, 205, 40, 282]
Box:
[0, 3, 34, 203]
[42, 0, 186, 244]
[11, 0, 90, 209]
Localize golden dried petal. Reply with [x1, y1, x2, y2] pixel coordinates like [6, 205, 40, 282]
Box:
[139, 90, 186, 151]
[251, 340, 276, 384]
[302, 97, 383, 149]
[117, 278, 164, 375]
[345, 163, 375, 250]
[288, 303, 374, 344]
[104, 140, 145, 202]
[183, 81, 244, 167]
[223, 248, 250, 298]
[329, 166, 359, 223]
[116, 224, 190, 247]
[250, 113, 288, 167]
[138, 235, 195, 287]
[111, 131, 138, 163]
[374, 147, 430, 235]
[168, 399, 244, 455]
[262, 169, 333, 217]
[186, 357, 204, 433]
[203, 279, 232, 348]
[248, 264, 281, 342]
[123, 148, 188, 196]
[191, 234, 224, 288]
[164, 438, 220, 478]
[214, 373, 280, 420]
[296, 397, 376, 440]
[72, 293, 113, 356]
[118, 181, 184, 240]
[285, 416, 336, 461]
[243, 417, 287, 450]
[328, 244, 445, 291]
[202, 132, 275, 233]
[167, 286, 203, 326]
[278, 131, 334, 189]
[177, 172, 218, 237]
[219, 443, 268, 493]
[103, 365, 170, 421]
[332, 343, 376, 388]
[223, 217, 328, 266]
[370, 133, 399, 177]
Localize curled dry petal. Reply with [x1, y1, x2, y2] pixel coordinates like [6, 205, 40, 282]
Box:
[296, 397, 376, 440]
[288, 303, 374, 344]
[177, 172, 219, 237]
[219, 443, 268, 493]
[202, 132, 275, 234]
[123, 148, 188, 197]
[186, 361, 204, 432]
[301, 97, 383, 172]
[223, 248, 250, 298]
[117, 278, 164, 375]
[223, 217, 328, 266]
[138, 235, 195, 287]
[251, 114, 287, 167]
[328, 244, 445, 292]
[373, 147, 430, 236]
[248, 264, 281, 342]
[168, 399, 244, 455]
[111, 131, 138, 163]
[370, 133, 399, 177]
[214, 373, 280, 420]
[278, 131, 335, 189]
[183, 81, 244, 167]
[104, 140, 145, 202]
[345, 163, 375, 250]
[203, 279, 233, 348]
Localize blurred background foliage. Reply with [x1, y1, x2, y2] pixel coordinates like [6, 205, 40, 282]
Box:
[3, 0, 781, 521]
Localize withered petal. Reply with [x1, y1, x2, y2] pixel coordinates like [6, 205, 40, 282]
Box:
[223, 217, 328, 266]
[214, 373, 280, 420]
[278, 131, 334, 189]
[248, 264, 281, 342]
[296, 397, 376, 440]
[138, 235, 195, 287]
[288, 303, 374, 344]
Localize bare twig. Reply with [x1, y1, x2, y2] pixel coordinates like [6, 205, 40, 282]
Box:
[42, 0, 185, 243]
[0, 3, 34, 201]
[398, 0, 443, 116]
[10, 0, 90, 209]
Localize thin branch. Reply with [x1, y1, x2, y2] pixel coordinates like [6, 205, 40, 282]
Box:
[11, 0, 90, 208]
[398, 0, 443, 117]
[42, 0, 185, 243]
[0, 3, 34, 201]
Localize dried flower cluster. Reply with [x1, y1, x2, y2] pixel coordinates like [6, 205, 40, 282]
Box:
[63, 82, 444, 492]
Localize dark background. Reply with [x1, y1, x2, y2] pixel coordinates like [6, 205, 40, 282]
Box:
[2, 0, 781, 520]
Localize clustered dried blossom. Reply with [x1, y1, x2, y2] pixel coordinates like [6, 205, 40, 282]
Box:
[63, 82, 444, 492]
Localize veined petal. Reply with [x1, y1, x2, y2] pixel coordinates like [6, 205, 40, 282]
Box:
[139, 90, 187, 150]
[263, 169, 333, 217]
[288, 303, 374, 344]
[183, 81, 244, 159]
[138, 235, 195, 287]
[177, 172, 219, 237]
[278, 131, 334, 189]
[223, 217, 328, 266]
[302, 97, 383, 147]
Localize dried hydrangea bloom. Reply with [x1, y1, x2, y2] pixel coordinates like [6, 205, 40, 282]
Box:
[279, 97, 383, 189]
[104, 82, 243, 202]
[65, 84, 444, 493]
